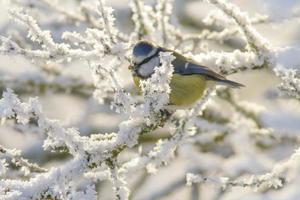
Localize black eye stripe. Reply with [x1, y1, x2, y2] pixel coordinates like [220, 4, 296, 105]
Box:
[136, 48, 162, 68]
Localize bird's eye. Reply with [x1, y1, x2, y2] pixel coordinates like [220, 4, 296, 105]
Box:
[128, 61, 136, 70]
[131, 60, 137, 66]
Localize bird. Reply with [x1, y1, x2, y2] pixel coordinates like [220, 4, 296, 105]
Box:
[129, 41, 244, 107]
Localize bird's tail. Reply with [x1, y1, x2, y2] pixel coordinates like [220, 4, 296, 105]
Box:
[217, 79, 245, 88]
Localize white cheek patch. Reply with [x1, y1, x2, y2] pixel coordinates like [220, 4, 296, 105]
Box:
[134, 55, 146, 64]
[138, 57, 160, 77]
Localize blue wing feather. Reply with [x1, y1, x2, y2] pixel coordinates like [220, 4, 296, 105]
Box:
[171, 51, 244, 88]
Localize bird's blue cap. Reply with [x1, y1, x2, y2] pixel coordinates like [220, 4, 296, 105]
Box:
[133, 41, 154, 57]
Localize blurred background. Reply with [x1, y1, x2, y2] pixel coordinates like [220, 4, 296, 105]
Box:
[1, 0, 300, 199]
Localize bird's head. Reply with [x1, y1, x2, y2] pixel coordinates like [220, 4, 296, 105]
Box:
[131, 41, 156, 66]
[129, 41, 162, 78]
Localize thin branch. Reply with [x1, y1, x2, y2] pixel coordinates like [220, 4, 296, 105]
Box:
[0, 144, 47, 174]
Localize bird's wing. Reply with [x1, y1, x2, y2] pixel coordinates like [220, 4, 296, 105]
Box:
[171, 51, 244, 87]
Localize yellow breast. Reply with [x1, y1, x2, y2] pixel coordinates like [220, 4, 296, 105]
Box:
[133, 74, 206, 106]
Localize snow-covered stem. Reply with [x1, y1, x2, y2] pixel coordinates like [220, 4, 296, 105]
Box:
[1, 0, 300, 199]
[140, 52, 174, 121]
[193, 50, 264, 75]
[155, 0, 174, 45]
[205, 0, 300, 100]
[0, 35, 99, 61]
[0, 87, 172, 198]
[97, 0, 117, 45]
[274, 66, 300, 100]
[90, 60, 135, 113]
[108, 158, 130, 200]
[0, 70, 94, 97]
[206, 0, 275, 79]
[0, 144, 47, 174]
[119, 89, 214, 175]
[203, 10, 269, 27]
[175, 26, 241, 52]
[129, 0, 155, 39]
[216, 88, 264, 128]
[190, 28, 239, 43]
[0, 158, 88, 199]
[186, 172, 284, 190]
[9, 9, 58, 49]
[0, 90, 86, 156]
[207, 0, 270, 55]
[185, 142, 300, 191]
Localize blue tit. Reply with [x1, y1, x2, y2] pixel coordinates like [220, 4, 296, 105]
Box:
[129, 41, 244, 106]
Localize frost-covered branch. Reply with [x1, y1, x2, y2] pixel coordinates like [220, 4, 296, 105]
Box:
[193, 50, 264, 75]
[186, 144, 300, 191]
[203, 10, 269, 27]
[1, 0, 300, 199]
[274, 67, 300, 100]
[205, 0, 300, 101]
[0, 51, 176, 199]
[208, 0, 270, 55]
[0, 33, 98, 61]
[203, 0, 272, 76]
[0, 158, 90, 199]
[186, 172, 284, 190]
[0, 89, 87, 156]
[0, 144, 46, 175]
[155, 0, 174, 45]
[0, 81, 172, 199]
[120, 90, 214, 175]
[140, 52, 174, 120]
[0, 70, 93, 97]
[129, 0, 155, 39]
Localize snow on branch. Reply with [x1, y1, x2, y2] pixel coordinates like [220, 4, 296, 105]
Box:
[129, 0, 155, 39]
[0, 89, 87, 156]
[140, 52, 174, 120]
[0, 45, 176, 199]
[0, 158, 91, 199]
[155, 0, 174, 45]
[1, 0, 300, 199]
[203, 10, 269, 27]
[207, 0, 270, 54]
[0, 81, 174, 199]
[119, 90, 214, 175]
[186, 145, 300, 191]
[206, 0, 300, 101]
[0, 69, 93, 97]
[193, 50, 264, 75]
[0, 144, 47, 175]
[186, 172, 284, 190]
[204, 0, 272, 74]
[274, 66, 300, 100]
[0, 9, 113, 62]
